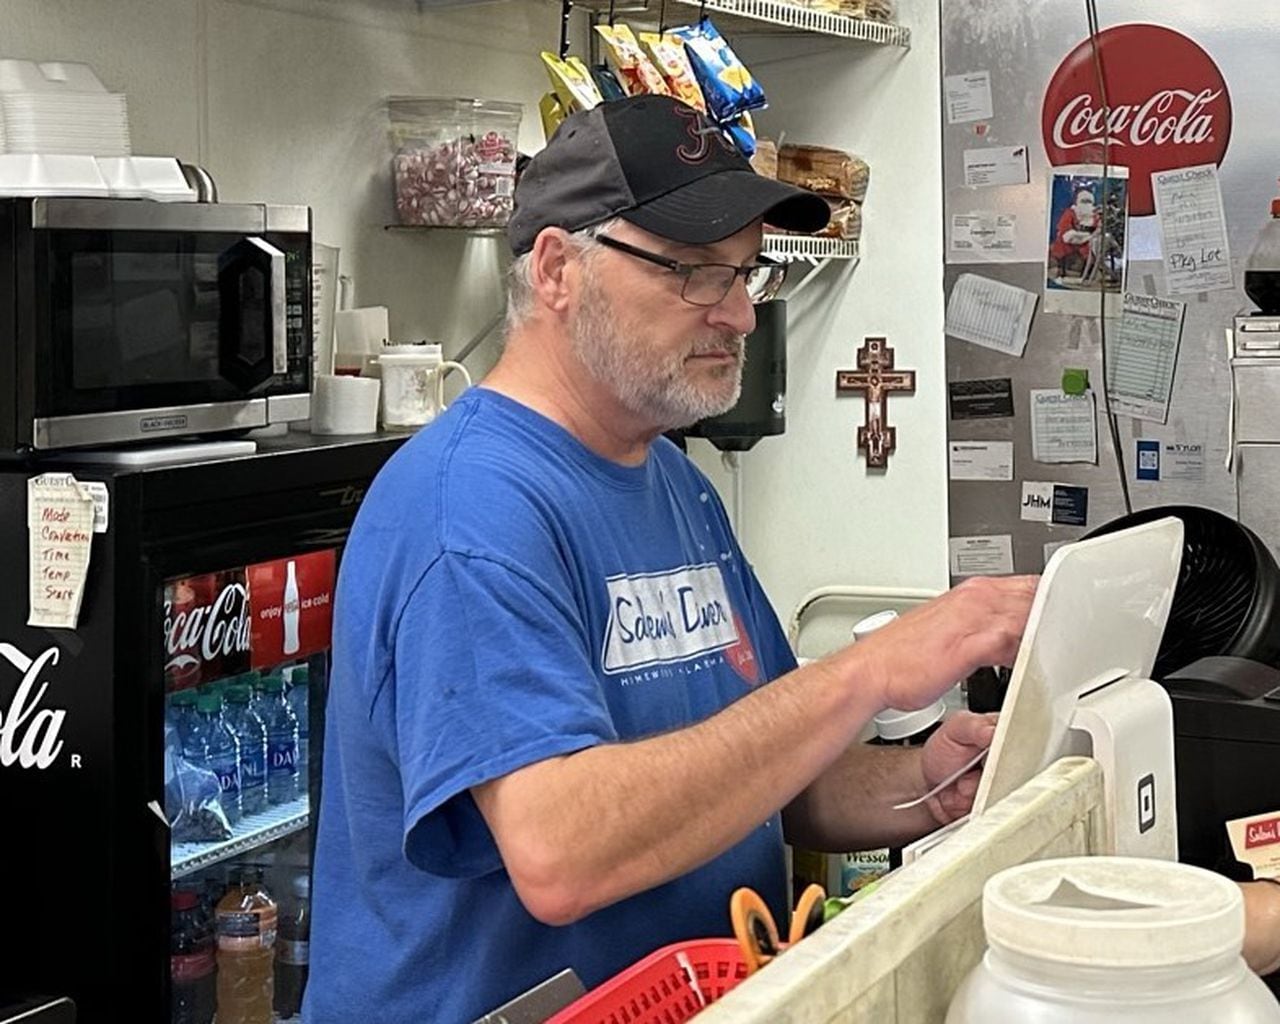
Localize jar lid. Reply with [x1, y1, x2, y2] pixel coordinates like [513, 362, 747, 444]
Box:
[983, 856, 1244, 967]
[872, 701, 945, 741]
[851, 609, 898, 640]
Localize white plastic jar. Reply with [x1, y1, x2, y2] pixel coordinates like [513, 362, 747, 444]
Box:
[947, 856, 1280, 1023]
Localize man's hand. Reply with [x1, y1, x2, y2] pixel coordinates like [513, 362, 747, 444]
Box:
[919, 711, 999, 826]
[1241, 880, 1280, 976]
[853, 575, 1038, 713]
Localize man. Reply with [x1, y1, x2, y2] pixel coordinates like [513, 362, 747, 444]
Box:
[306, 95, 1037, 1024]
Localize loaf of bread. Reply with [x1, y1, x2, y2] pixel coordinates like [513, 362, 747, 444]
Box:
[777, 144, 870, 201]
[814, 199, 861, 241]
[749, 138, 779, 179]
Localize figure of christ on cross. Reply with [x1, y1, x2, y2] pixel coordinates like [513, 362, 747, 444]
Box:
[835, 337, 916, 468]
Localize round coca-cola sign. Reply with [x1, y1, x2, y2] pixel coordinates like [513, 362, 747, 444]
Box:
[1042, 23, 1232, 216]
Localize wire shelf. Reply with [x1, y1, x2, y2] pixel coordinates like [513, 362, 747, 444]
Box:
[762, 233, 859, 262]
[569, 0, 910, 45]
[171, 796, 309, 879]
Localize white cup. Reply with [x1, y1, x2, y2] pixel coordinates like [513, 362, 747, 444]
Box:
[376, 343, 472, 429]
[310, 373, 381, 435]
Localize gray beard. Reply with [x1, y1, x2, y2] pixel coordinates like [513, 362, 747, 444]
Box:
[570, 270, 746, 431]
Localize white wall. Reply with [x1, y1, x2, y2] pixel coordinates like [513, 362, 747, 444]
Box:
[3, 0, 948, 644]
[1, 0, 564, 377]
[691, 0, 950, 641]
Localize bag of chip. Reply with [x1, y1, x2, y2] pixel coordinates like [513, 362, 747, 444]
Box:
[723, 110, 757, 157]
[671, 19, 766, 123]
[638, 31, 706, 112]
[539, 91, 567, 140]
[587, 63, 628, 102]
[540, 51, 603, 113]
[594, 24, 670, 97]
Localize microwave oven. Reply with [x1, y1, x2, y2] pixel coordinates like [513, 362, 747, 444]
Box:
[0, 197, 312, 453]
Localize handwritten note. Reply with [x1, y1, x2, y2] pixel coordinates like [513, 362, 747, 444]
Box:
[945, 273, 1038, 357]
[1030, 389, 1097, 464]
[1106, 293, 1187, 424]
[1152, 165, 1234, 295]
[27, 473, 95, 629]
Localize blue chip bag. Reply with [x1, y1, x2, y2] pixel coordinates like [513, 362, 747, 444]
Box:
[672, 19, 767, 123]
[724, 110, 757, 158]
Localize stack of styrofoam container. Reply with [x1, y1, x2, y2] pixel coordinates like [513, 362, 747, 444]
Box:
[0, 59, 193, 200]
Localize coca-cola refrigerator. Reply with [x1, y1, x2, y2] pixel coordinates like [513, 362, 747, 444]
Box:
[0, 433, 405, 1023]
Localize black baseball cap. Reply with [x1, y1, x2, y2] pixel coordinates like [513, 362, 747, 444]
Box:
[508, 95, 830, 256]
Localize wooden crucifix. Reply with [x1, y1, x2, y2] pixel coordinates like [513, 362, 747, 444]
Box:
[835, 336, 916, 468]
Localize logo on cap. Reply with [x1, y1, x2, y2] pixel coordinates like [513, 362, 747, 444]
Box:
[674, 105, 735, 166]
[1041, 23, 1232, 217]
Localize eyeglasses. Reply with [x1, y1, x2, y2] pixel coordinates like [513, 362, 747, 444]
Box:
[593, 235, 788, 307]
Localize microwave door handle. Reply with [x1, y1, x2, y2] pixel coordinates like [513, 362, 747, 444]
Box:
[246, 237, 289, 374]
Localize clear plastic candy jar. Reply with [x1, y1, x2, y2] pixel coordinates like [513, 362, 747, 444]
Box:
[947, 856, 1280, 1024]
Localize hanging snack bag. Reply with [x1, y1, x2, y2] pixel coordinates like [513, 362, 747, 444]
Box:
[638, 31, 707, 112]
[588, 63, 629, 102]
[671, 19, 766, 123]
[595, 23, 670, 97]
[539, 92, 567, 140]
[723, 109, 757, 157]
[540, 52, 603, 113]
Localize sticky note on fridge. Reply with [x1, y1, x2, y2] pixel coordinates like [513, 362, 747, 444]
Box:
[27, 472, 96, 629]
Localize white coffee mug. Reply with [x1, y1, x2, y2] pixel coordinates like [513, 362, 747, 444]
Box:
[376, 344, 472, 429]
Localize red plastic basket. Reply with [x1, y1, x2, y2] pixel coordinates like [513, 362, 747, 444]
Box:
[545, 939, 749, 1024]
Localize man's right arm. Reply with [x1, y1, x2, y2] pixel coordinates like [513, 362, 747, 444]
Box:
[471, 575, 1036, 925]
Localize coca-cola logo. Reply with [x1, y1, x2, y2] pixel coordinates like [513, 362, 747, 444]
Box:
[1042, 24, 1232, 216]
[0, 641, 72, 771]
[164, 581, 251, 675]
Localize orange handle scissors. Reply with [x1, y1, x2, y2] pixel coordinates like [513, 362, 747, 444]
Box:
[730, 883, 827, 975]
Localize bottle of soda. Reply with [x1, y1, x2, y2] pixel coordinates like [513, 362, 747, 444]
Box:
[261, 675, 300, 806]
[215, 866, 277, 1024]
[223, 684, 268, 817]
[274, 873, 310, 1018]
[286, 666, 310, 780]
[171, 888, 216, 1024]
[191, 692, 243, 826]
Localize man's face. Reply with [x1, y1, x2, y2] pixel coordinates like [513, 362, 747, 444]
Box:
[569, 221, 760, 431]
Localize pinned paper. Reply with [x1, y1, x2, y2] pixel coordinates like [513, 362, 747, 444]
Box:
[949, 377, 1014, 419]
[946, 274, 1038, 357]
[27, 473, 96, 629]
[1021, 481, 1088, 526]
[1030, 388, 1097, 464]
[950, 213, 1016, 259]
[1152, 165, 1234, 295]
[949, 441, 1014, 481]
[1106, 293, 1186, 424]
[944, 71, 993, 124]
[1044, 164, 1129, 317]
[963, 146, 1029, 188]
[948, 535, 1014, 577]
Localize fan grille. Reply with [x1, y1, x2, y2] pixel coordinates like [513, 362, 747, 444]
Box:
[1087, 506, 1263, 679]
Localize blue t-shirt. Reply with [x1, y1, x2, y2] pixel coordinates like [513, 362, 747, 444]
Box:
[306, 388, 797, 1024]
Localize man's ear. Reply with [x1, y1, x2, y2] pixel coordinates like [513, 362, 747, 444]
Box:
[528, 228, 581, 316]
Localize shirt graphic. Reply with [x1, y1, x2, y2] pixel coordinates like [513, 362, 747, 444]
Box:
[601, 564, 740, 674]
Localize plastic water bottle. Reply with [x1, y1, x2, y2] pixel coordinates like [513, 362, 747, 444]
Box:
[168, 689, 199, 750]
[191, 692, 242, 826]
[224, 684, 268, 817]
[286, 666, 310, 780]
[260, 675, 300, 806]
[216, 865, 276, 1024]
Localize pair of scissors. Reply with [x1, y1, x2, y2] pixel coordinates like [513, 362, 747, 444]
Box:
[729, 883, 827, 975]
